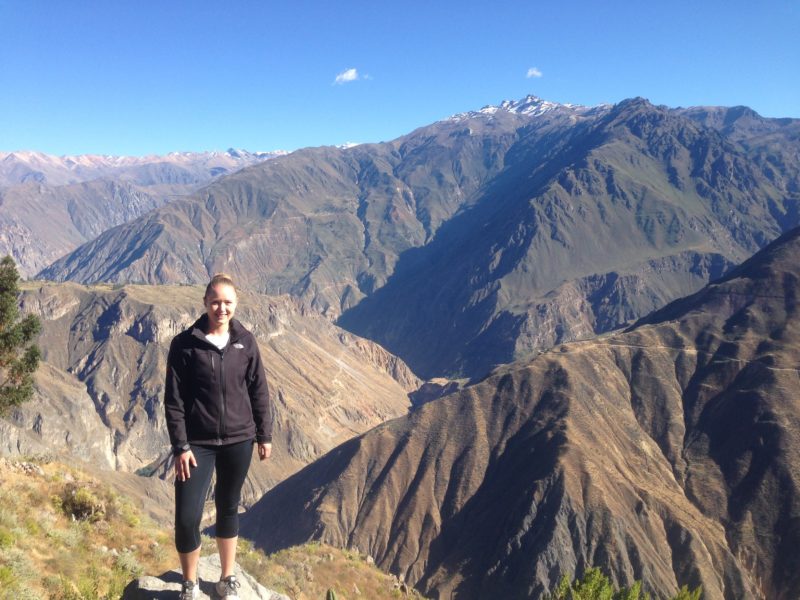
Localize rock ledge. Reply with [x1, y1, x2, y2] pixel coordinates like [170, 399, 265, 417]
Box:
[122, 554, 290, 599]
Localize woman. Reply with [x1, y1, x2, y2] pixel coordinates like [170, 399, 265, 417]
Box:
[164, 273, 273, 600]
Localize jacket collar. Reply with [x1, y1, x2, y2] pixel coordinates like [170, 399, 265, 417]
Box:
[190, 314, 244, 344]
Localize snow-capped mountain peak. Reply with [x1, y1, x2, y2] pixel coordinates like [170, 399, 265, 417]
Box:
[447, 94, 599, 122]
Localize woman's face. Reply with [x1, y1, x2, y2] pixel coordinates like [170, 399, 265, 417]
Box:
[204, 284, 237, 331]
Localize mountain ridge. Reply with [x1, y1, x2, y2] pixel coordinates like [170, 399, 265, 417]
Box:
[0, 148, 287, 276]
[338, 96, 799, 378]
[240, 224, 800, 599]
[36, 95, 800, 380]
[0, 148, 287, 187]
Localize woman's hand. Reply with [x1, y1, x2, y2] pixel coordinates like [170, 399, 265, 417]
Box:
[175, 449, 197, 481]
[258, 442, 272, 461]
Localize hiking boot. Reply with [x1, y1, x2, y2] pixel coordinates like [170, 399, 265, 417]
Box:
[179, 579, 200, 600]
[215, 575, 241, 599]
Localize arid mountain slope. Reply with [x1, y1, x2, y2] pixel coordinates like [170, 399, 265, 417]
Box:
[240, 227, 800, 599]
[40, 101, 586, 313]
[2, 283, 418, 501]
[338, 98, 800, 378]
[39, 97, 800, 380]
[0, 180, 165, 276]
[0, 149, 283, 276]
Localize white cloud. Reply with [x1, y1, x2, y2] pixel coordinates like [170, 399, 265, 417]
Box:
[334, 68, 360, 84]
[526, 67, 543, 79]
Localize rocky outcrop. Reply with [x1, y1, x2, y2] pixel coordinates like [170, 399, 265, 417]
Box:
[122, 554, 290, 600]
[507, 250, 735, 365]
[240, 227, 800, 599]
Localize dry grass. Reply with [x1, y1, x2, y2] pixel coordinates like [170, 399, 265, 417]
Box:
[0, 457, 429, 599]
[0, 456, 172, 599]
[232, 539, 428, 600]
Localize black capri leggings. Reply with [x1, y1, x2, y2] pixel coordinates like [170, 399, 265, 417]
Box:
[174, 439, 253, 553]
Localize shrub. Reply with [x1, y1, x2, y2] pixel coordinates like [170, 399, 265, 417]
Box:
[0, 546, 37, 581]
[0, 255, 41, 414]
[118, 499, 141, 528]
[546, 567, 702, 600]
[45, 524, 83, 548]
[23, 516, 42, 536]
[671, 586, 702, 600]
[60, 484, 106, 522]
[114, 550, 144, 578]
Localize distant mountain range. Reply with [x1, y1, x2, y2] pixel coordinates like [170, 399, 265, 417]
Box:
[0, 149, 285, 276]
[35, 95, 800, 380]
[0, 148, 286, 187]
[240, 225, 800, 600]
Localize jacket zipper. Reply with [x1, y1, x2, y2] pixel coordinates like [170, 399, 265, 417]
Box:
[211, 353, 220, 442]
[220, 349, 227, 440]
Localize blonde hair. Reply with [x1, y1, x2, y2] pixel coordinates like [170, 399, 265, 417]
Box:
[204, 272, 237, 300]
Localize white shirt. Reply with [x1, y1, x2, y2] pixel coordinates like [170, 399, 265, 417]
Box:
[205, 331, 230, 350]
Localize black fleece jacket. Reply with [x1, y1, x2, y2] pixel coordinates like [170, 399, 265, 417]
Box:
[164, 315, 273, 451]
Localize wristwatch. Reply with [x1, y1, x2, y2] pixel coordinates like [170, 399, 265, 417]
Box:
[173, 443, 191, 456]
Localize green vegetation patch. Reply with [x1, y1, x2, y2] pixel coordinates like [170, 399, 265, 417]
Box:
[546, 567, 702, 600]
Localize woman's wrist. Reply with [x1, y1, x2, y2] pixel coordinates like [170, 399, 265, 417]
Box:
[173, 443, 191, 456]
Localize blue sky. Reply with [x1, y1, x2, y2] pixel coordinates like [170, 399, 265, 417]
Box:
[1, 0, 797, 156]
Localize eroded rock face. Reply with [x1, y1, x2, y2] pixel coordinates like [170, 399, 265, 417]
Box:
[4, 282, 419, 503]
[0, 362, 115, 467]
[241, 228, 800, 599]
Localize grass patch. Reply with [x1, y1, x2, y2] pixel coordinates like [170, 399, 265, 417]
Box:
[0, 458, 173, 599]
[0, 527, 14, 548]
